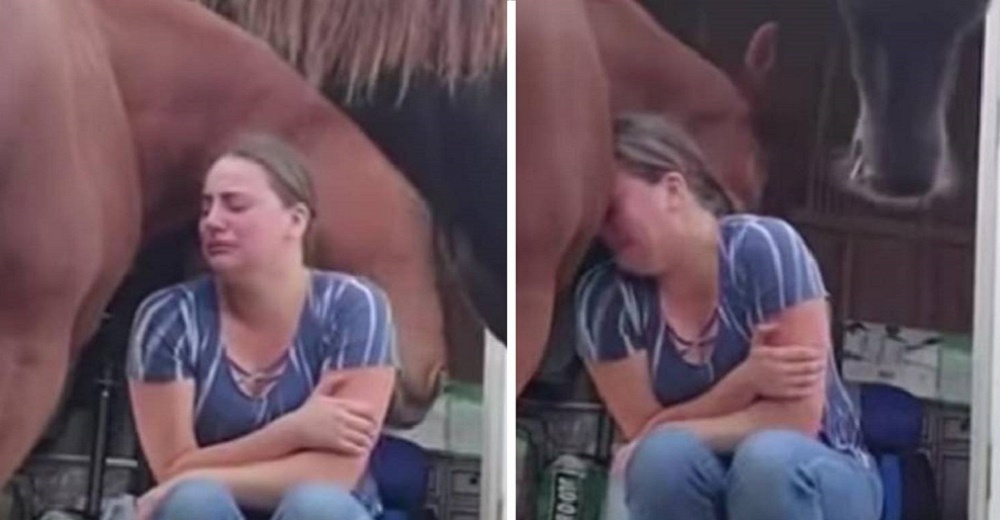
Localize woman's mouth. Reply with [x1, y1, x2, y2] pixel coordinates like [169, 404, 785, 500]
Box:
[206, 242, 236, 255]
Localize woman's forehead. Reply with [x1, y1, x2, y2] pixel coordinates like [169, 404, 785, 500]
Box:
[204, 157, 273, 193]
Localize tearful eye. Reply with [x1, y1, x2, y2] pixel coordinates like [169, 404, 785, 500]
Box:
[225, 194, 254, 213]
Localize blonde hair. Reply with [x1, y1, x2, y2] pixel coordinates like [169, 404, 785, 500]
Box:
[220, 133, 318, 258]
[614, 112, 734, 216]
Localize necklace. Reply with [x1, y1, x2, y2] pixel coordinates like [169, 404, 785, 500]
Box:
[228, 352, 289, 399]
[665, 307, 720, 364]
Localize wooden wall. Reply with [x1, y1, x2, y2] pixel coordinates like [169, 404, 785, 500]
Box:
[794, 212, 975, 335]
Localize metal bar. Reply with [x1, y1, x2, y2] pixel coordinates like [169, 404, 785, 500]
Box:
[84, 361, 115, 519]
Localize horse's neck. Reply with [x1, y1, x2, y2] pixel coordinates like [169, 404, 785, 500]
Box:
[95, 0, 364, 238]
[585, 0, 742, 123]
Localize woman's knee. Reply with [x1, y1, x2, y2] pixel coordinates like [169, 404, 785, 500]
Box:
[730, 430, 817, 485]
[626, 428, 719, 491]
[273, 483, 370, 520]
[728, 430, 882, 520]
[155, 478, 240, 519]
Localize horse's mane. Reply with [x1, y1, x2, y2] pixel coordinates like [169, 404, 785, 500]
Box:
[192, 0, 506, 102]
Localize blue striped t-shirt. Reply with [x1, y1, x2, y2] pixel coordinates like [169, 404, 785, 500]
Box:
[575, 214, 870, 466]
[126, 269, 397, 511]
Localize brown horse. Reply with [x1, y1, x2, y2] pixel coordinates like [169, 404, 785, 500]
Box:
[516, 0, 776, 394]
[0, 0, 448, 484]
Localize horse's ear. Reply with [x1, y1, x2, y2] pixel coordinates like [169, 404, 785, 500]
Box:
[743, 21, 778, 98]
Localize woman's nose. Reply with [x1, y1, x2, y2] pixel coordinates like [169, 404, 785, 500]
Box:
[201, 204, 226, 230]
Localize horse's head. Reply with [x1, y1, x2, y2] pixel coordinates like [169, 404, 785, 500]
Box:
[835, 0, 988, 205]
[685, 22, 778, 211]
[587, 1, 777, 210]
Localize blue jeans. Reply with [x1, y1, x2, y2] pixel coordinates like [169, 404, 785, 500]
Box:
[153, 479, 373, 520]
[625, 428, 883, 520]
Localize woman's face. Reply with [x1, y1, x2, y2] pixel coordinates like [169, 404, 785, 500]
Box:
[199, 156, 306, 275]
[600, 169, 689, 275]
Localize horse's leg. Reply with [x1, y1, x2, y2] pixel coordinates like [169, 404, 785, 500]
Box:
[515, 0, 612, 395]
[0, 0, 138, 483]
[515, 279, 557, 395]
[0, 169, 134, 485]
[0, 151, 117, 484]
[0, 291, 79, 482]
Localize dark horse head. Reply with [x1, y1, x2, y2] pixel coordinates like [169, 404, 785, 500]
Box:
[835, 0, 989, 206]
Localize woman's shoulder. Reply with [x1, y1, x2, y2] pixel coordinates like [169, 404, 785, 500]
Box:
[574, 261, 652, 361]
[576, 260, 624, 297]
[720, 214, 807, 258]
[574, 259, 647, 314]
[128, 278, 212, 381]
[720, 213, 798, 239]
[134, 276, 210, 319]
[720, 214, 827, 309]
[310, 269, 384, 291]
[308, 269, 390, 309]
[129, 278, 211, 360]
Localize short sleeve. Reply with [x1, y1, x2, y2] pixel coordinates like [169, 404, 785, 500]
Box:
[738, 217, 828, 320]
[323, 277, 397, 370]
[573, 262, 647, 363]
[126, 287, 196, 382]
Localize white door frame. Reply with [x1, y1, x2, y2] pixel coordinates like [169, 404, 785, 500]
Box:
[480, 332, 507, 520]
[970, 2, 1000, 517]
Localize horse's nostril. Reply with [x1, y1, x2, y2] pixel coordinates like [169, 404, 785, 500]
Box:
[867, 173, 935, 198]
[848, 154, 866, 181]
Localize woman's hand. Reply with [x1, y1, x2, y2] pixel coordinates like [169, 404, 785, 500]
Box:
[284, 378, 379, 456]
[740, 323, 826, 400]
